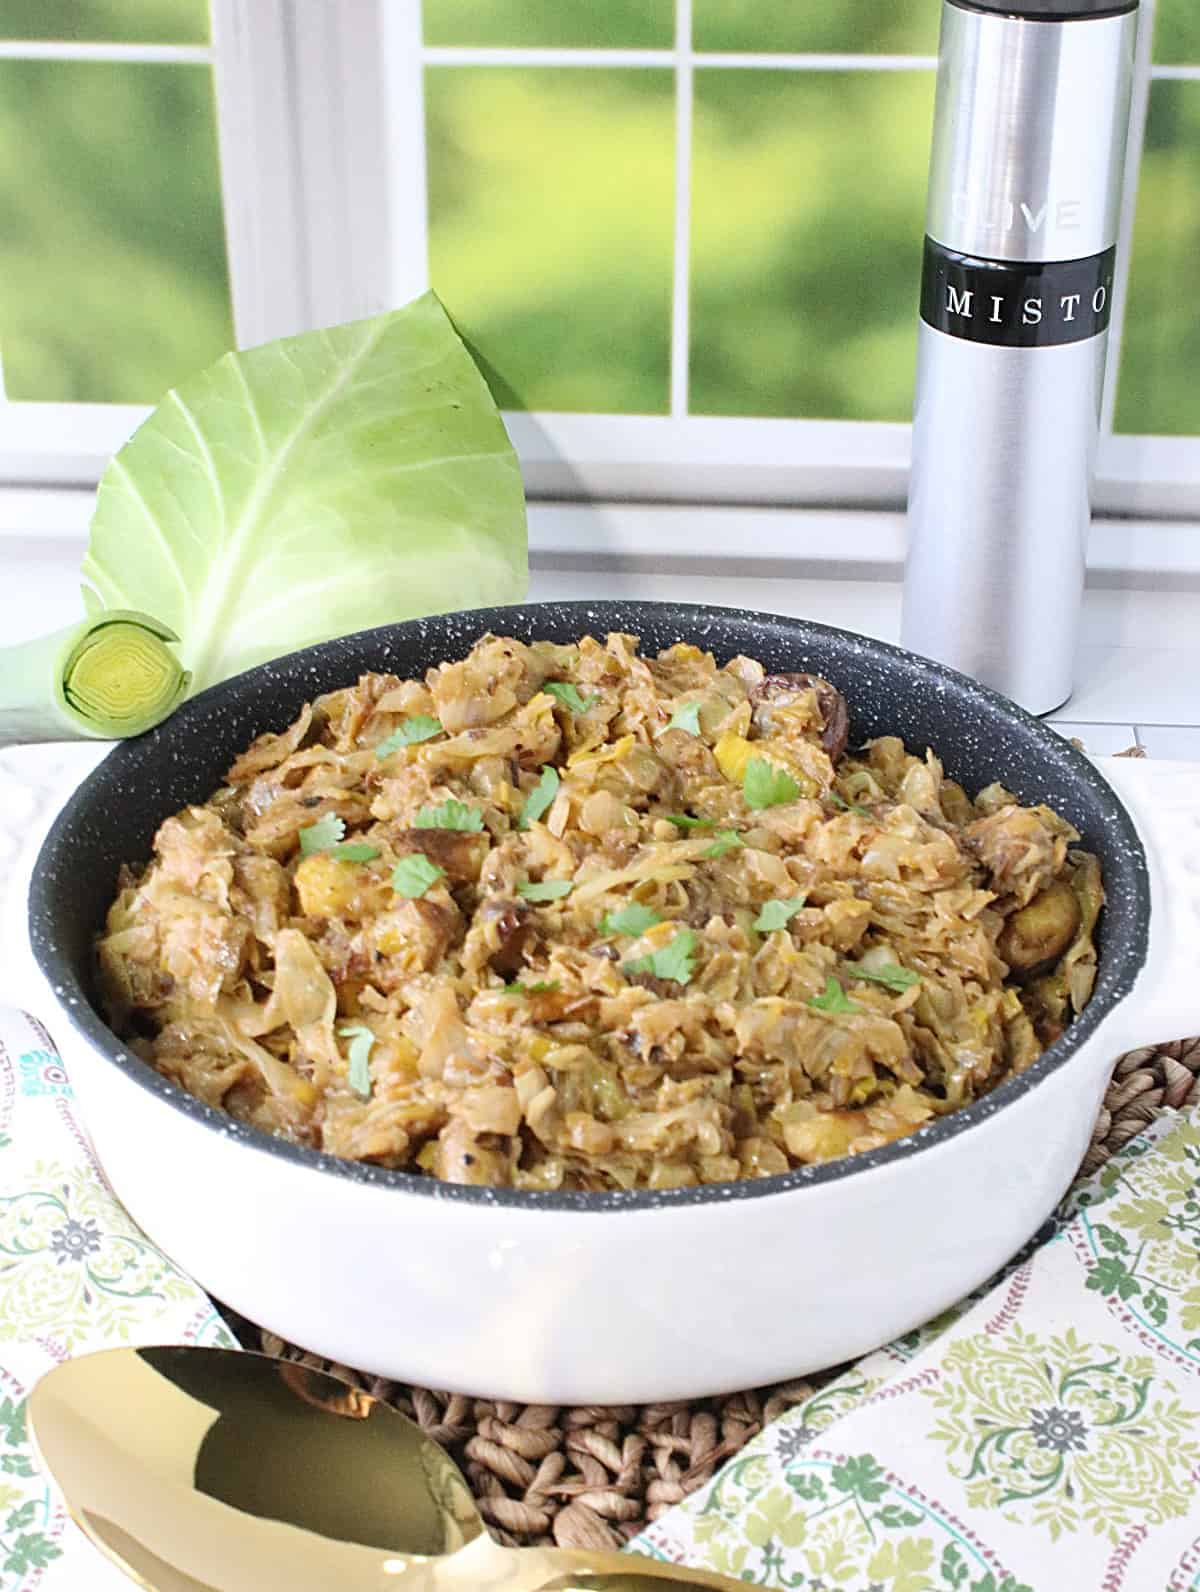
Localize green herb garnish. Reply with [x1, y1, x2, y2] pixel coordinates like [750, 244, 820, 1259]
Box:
[413, 799, 484, 832]
[743, 758, 801, 811]
[623, 929, 697, 986]
[503, 980, 560, 996]
[754, 896, 808, 932]
[375, 715, 442, 758]
[391, 853, 446, 898]
[808, 976, 861, 1015]
[844, 962, 921, 993]
[517, 879, 574, 902]
[545, 682, 598, 715]
[663, 813, 716, 830]
[600, 903, 663, 937]
[299, 814, 346, 855]
[519, 765, 560, 829]
[827, 791, 870, 818]
[298, 814, 381, 863]
[338, 1022, 375, 1100]
[703, 830, 745, 859]
[666, 702, 702, 736]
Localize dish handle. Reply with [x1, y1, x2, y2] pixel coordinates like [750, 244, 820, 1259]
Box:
[1096, 756, 1200, 1048]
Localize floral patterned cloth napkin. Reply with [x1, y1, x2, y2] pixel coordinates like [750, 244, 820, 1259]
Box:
[632, 1105, 1200, 1592]
[0, 1006, 235, 1592]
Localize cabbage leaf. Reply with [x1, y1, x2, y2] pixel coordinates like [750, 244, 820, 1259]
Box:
[81, 292, 528, 694]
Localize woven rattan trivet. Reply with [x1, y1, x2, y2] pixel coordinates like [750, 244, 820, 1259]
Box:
[222, 1038, 1200, 1552]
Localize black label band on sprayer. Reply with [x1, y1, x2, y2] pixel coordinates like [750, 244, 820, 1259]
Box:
[920, 239, 1117, 348]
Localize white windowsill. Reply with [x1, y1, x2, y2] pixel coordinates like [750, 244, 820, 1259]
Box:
[5, 486, 1200, 582]
[4, 488, 1199, 747]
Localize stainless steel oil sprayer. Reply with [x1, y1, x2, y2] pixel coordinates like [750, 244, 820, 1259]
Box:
[903, 0, 1139, 714]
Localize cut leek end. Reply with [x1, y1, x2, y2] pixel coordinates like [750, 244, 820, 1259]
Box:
[61, 615, 190, 740]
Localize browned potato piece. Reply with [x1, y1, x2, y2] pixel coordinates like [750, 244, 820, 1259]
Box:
[998, 880, 1082, 977]
[392, 827, 490, 883]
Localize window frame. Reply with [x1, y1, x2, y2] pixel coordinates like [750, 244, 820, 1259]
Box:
[4, 0, 1200, 523]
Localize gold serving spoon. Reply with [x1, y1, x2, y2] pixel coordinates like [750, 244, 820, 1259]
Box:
[28, 1346, 743, 1592]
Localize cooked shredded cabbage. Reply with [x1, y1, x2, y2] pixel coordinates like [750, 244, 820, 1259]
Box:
[97, 633, 1101, 1190]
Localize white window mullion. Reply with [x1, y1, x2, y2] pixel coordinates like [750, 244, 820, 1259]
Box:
[210, 0, 395, 348]
[0, 40, 211, 63]
[669, 0, 694, 419]
[384, 0, 431, 305]
[695, 52, 937, 72]
[421, 46, 673, 68]
[209, 0, 311, 346]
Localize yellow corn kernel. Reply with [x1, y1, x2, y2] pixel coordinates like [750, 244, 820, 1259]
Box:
[294, 852, 362, 918]
[714, 731, 756, 783]
[375, 920, 407, 956]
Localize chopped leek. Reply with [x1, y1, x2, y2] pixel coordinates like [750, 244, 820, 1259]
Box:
[0, 610, 188, 747]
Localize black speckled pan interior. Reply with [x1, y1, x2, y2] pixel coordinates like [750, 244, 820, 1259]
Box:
[28, 601, 1150, 1211]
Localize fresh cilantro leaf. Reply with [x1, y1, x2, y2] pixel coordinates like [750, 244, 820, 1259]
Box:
[503, 980, 560, 996]
[808, 976, 861, 1014]
[844, 962, 921, 993]
[391, 853, 446, 898]
[338, 1023, 375, 1100]
[519, 765, 560, 829]
[299, 814, 380, 862]
[329, 841, 381, 863]
[754, 896, 808, 932]
[663, 813, 715, 830]
[623, 928, 697, 985]
[601, 903, 663, 937]
[545, 681, 598, 714]
[375, 715, 442, 758]
[413, 799, 484, 832]
[517, 878, 574, 902]
[827, 791, 870, 818]
[743, 758, 800, 810]
[703, 830, 745, 859]
[666, 702, 702, 736]
[298, 813, 345, 855]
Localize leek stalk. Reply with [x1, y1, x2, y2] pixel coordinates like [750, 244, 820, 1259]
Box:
[0, 610, 189, 747]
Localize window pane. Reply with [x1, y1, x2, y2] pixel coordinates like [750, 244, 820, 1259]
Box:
[1114, 81, 1200, 434]
[0, 1, 208, 44]
[426, 68, 674, 413]
[0, 61, 232, 402]
[689, 69, 933, 420]
[423, 1, 673, 50]
[1153, 0, 1200, 65]
[693, 1, 939, 57]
